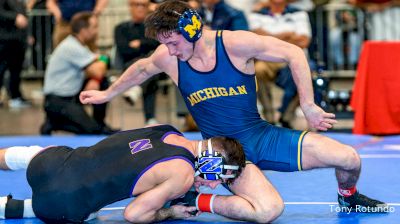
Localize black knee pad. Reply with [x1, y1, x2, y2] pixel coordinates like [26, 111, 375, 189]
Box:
[5, 196, 24, 219]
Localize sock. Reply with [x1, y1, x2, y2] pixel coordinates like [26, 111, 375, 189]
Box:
[0, 196, 7, 219]
[23, 199, 35, 218]
[338, 186, 357, 197]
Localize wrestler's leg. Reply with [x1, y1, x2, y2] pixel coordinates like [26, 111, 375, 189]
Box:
[301, 132, 387, 211]
[0, 147, 41, 219]
[302, 132, 361, 189]
[214, 163, 284, 223]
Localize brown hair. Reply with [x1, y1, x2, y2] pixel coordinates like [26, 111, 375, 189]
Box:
[70, 11, 94, 34]
[211, 137, 246, 184]
[144, 0, 192, 40]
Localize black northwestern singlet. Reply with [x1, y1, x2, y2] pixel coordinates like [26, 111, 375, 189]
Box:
[27, 125, 195, 223]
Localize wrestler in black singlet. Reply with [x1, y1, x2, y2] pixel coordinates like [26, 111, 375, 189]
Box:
[26, 125, 195, 223]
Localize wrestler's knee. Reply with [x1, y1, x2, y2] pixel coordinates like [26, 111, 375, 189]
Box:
[340, 145, 361, 171]
[254, 193, 284, 223]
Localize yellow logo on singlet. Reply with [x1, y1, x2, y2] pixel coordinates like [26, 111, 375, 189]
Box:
[183, 15, 201, 38]
[187, 85, 248, 106]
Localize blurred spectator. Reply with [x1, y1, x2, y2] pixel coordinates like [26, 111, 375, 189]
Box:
[225, 0, 262, 17]
[46, 0, 108, 50]
[328, 1, 362, 69]
[27, 0, 53, 71]
[40, 12, 117, 135]
[198, 0, 249, 30]
[249, 0, 311, 127]
[253, 0, 315, 12]
[351, 0, 400, 40]
[114, 0, 162, 125]
[0, 0, 31, 109]
[288, 0, 315, 11]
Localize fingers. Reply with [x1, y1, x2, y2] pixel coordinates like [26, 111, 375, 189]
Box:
[324, 112, 336, 119]
[79, 92, 90, 104]
[182, 206, 199, 218]
[185, 206, 197, 212]
[324, 118, 338, 124]
[314, 119, 337, 131]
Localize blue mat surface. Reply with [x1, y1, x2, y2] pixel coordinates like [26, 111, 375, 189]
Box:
[1, 133, 399, 223]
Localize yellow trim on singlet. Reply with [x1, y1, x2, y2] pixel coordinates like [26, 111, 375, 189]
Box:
[255, 76, 258, 92]
[297, 131, 308, 171]
[217, 30, 222, 37]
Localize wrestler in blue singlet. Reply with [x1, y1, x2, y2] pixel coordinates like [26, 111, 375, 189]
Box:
[178, 30, 308, 171]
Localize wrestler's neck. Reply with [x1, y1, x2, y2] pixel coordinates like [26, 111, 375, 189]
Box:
[162, 134, 198, 156]
[190, 30, 217, 62]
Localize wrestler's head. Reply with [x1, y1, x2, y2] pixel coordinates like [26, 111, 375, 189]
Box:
[145, 0, 203, 61]
[194, 137, 246, 187]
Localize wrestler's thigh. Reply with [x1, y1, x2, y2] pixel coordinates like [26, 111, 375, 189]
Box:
[301, 132, 358, 170]
[230, 163, 283, 209]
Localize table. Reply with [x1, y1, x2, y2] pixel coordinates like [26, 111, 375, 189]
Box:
[350, 41, 400, 135]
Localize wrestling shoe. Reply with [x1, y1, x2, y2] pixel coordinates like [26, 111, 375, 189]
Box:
[338, 191, 389, 213]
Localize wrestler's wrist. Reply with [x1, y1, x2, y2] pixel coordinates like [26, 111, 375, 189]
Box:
[300, 101, 316, 111]
[196, 193, 216, 213]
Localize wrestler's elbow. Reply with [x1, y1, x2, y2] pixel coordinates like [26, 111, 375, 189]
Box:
[123, 207, 150, 223]
[123, 209, 139, 223]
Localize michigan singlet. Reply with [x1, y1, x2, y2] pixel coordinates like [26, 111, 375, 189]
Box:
[178, 30, 307, 171]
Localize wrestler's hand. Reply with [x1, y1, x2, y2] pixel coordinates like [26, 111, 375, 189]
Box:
[301, 103, 337, 131]
[170, 205, 199, 218]
[80, 90, 110, 105]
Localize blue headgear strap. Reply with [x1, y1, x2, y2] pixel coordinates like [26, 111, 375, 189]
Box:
[175, 9, 203, 42]
[195, 139, 239, 180]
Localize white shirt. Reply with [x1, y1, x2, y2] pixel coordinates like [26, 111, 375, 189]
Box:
[248, 9, 311, 37]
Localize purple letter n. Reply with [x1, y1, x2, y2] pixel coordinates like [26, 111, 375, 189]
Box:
[129, 139, 153, 154]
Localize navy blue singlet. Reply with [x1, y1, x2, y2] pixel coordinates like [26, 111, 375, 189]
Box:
[178, 30, 307, 171]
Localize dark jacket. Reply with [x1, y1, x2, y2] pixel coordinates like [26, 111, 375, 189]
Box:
[114, 21, 159, 68]
[199, 0, 249, 31]
[0, 0, 27, 41]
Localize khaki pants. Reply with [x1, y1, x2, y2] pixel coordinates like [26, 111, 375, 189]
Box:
[255, 60, 299, 124]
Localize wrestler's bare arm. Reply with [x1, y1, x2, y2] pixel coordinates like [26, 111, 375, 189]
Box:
[124, 174, 194, 223]
[80, 45, 176, 104]
[228, 30, 314, 107]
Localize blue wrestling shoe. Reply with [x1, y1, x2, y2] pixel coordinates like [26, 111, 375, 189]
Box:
[338, 191, 389, 213]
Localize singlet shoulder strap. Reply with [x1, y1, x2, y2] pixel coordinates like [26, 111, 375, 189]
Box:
[216, 30, 225, 61]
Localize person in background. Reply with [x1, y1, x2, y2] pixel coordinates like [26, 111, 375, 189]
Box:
[0, 0, 31, 109]
[115, 0, 164, 125]
[328, 0, 361, 69]
[198, 0, 249, 31]
[350, 0, 400, 40]
[46, 0, 108, 51]
[249, 0, 312, 128]
[40, 12, 117, 135]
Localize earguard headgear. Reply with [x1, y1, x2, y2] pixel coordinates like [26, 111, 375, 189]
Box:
[195, 139, 239, 180]
[176, 9, 203, 42]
